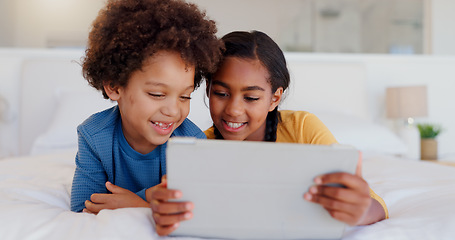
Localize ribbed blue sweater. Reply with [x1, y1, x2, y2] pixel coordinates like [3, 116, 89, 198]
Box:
[70, 106, 205, 212]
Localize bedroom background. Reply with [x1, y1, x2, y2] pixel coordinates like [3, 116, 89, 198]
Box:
[0, 0, 454, 161]
[2, 1, 455, 239]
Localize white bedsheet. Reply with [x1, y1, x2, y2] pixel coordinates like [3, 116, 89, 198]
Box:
[0, 150, 454, 240]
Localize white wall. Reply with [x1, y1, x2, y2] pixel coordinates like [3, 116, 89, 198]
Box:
[13, 0, 104, 47]
[0, 0, 15, 46]
[0, 1, 454, 158]
[431, 0, 455, 54]
[3, 0, 454, 54]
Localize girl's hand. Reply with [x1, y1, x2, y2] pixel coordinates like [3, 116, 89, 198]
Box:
[149, 175, 194, 236]
[303, 172, 372, 226]
[84, 182, 149, 214]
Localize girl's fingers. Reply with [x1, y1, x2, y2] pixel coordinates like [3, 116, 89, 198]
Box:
[325, 209, 358, 226]
[316, 172, 369, 192]
[304, 188, 371, 226]
[309, 185, 370, 205]
[307, 191, 368, 213]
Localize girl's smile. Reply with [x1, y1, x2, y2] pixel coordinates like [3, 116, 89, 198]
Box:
[222, 120, 247, 132]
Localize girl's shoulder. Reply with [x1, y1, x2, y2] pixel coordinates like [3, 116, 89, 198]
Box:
[203, 126, 215, 139]
[277, 110, 336, 144]
[278, 110, 316, 123]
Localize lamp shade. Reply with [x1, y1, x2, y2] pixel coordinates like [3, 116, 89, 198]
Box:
[386, 85, 428, 119]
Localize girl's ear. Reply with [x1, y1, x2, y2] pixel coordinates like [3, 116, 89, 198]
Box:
[206, 81, 211, 97]
[103, 84, 121, 101]
[269, 87, 283, 112]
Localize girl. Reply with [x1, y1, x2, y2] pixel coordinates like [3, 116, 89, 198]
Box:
[71, 0, 222, 235]
[204, 30, 388, 226]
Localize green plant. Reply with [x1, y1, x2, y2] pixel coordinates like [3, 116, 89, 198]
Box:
[416, 123, 442, 139]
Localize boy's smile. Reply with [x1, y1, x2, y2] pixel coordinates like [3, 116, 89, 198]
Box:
[105, 50, 195, 154]
[150, 121, 175, 135]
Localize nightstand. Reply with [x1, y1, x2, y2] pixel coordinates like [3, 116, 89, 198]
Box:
[424, 160, 455, 167]
[423, 154, 455, 167]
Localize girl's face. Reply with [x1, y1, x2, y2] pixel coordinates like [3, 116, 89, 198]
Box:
[208, 57, 282, 141]
[105, 51, 195, 154]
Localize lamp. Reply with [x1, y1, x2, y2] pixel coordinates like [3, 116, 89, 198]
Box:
[0, 95, 7, 123]
[386, 85, 428, 124]
[386, 85, 428, 159]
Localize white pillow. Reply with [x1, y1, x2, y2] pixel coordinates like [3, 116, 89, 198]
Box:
[31, 90, 116, 155]
[314, 111, 407, 156]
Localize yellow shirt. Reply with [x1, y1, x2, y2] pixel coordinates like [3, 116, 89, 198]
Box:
[204, 110, 388, 219]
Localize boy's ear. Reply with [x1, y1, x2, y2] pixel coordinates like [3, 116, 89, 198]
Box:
[103, 84, 121, 101]
[269, 87, 283, 111]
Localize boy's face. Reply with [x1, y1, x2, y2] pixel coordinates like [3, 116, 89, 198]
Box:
[106, 51, 195, 154]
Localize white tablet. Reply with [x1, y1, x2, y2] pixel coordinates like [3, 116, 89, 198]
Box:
[166, 137, 359, 240]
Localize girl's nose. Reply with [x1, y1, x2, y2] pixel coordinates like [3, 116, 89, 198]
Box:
[224, 97, 244, 117]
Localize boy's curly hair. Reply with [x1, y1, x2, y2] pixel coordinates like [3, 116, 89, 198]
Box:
[82, 0, 223, 99]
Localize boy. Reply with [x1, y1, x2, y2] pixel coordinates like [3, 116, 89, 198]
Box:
[70, 0, 222, 218]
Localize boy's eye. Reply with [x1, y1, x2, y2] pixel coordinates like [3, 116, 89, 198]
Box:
[180, 95, 192, 100]
[148, 93, 165, 98]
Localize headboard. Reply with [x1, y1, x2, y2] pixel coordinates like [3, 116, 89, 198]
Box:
[18, 51, 371, 156]
[19, 52, 90, 155]
[281, 54, 369, 120]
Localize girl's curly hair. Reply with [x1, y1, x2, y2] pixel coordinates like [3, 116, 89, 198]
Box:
[82, 0, 223, 99]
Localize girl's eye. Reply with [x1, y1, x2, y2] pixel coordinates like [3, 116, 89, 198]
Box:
[245, 96, 259, 101]
[180, 96, 192, 101]
[213, 91, 228, 98]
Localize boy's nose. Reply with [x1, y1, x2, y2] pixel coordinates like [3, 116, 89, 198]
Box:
[162, 98, 180, 117]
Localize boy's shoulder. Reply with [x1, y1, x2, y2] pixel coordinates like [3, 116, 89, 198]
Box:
[172, 118, 206, 139]
[78, 105, 119, 136]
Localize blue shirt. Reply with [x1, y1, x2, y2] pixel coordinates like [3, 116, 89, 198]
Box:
[70, 106, 206, 212]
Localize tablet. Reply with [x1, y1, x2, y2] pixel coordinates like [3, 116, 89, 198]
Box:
[166, 137, 359, 240]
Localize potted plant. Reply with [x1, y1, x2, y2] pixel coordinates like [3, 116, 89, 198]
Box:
[416, 123, 442, 160]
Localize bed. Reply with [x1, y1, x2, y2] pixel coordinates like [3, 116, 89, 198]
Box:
[1, 50, 454, 240]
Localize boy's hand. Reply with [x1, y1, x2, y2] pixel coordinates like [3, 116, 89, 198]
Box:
[84, 182, 149, 214]
[149, 175, 194, 236]
[303, 172, 371, 226]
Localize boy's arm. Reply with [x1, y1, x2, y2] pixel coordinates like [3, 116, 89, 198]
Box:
[84, 182, 149, 213]
[149, 175, 194, 236]
[135, 188, 148, 201]
[71, 129, 108, 212]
